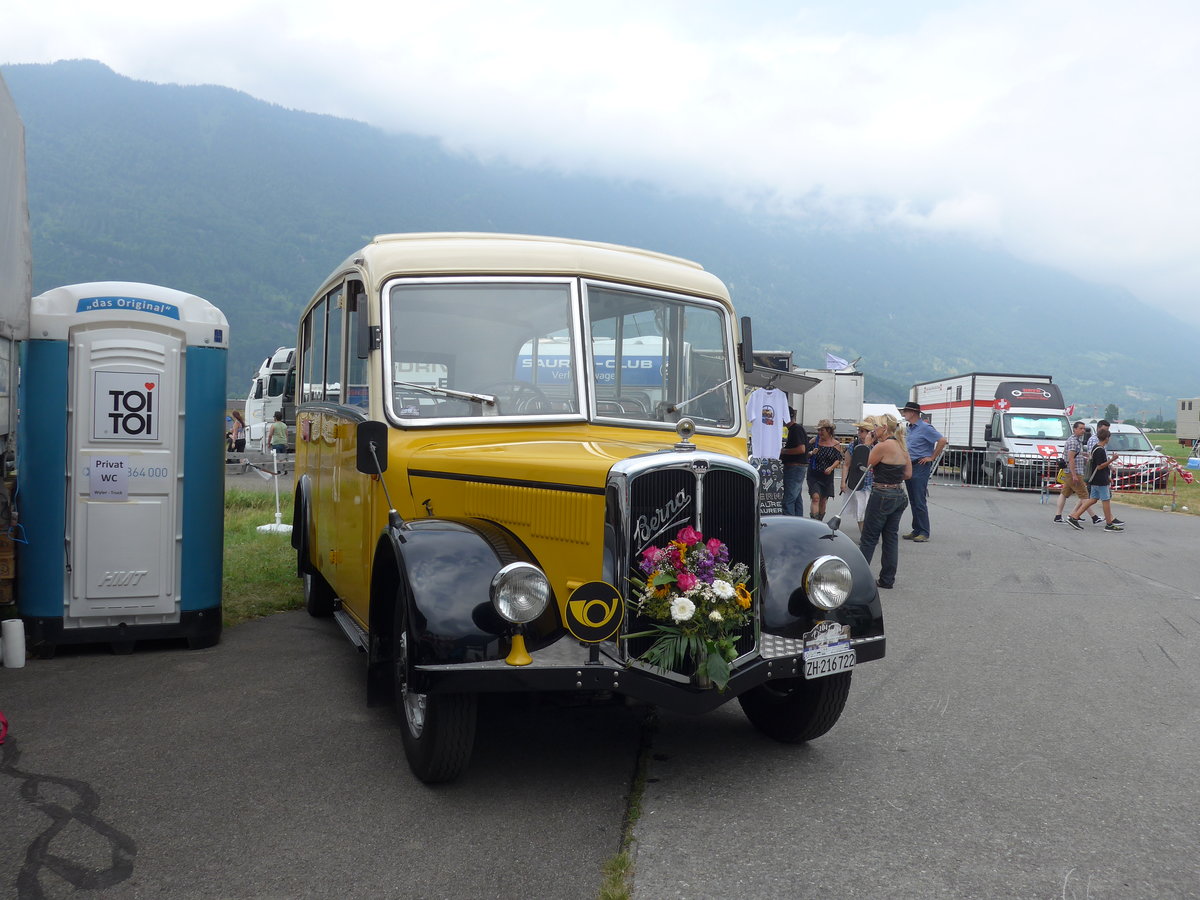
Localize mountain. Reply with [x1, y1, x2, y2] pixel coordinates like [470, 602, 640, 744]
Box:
[3, 59, 1196, 414]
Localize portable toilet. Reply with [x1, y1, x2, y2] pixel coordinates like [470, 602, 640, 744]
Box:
[17, 282, 228, 653]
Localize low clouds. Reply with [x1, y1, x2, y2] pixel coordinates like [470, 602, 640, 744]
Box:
[3, 0, 1199, 321]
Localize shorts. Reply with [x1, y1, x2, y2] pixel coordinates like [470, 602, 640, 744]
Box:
[1089, 484, 1111, 501]
[847, 488, 870, 522]
[808, 471, 836, 499]
[1060, 476, 1090, 500]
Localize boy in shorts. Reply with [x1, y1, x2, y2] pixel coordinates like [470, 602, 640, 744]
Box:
[1067, 426, 1122, 532]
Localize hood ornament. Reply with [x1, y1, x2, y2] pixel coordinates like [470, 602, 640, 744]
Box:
[674, 417, 697, 451]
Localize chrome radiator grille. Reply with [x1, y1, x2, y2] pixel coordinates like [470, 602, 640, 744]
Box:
[618, 459, 758, 667]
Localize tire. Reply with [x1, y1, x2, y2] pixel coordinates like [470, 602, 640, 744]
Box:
[303, 569, 337, 617]
[995, 462, 1007, 490]
[393, 594, 477, 783]
[738, 671, 852, 743]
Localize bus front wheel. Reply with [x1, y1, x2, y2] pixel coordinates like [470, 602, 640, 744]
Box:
[393, 596, 477, 784]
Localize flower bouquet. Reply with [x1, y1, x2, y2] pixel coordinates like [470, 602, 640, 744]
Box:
[627, 526, 753, 691]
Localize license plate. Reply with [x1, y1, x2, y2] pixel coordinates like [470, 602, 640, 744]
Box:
[803, 648, 856, 679]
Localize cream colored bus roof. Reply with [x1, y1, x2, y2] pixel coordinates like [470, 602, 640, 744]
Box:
[337, 232, 731, 304]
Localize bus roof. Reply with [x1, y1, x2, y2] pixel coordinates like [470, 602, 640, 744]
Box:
[323, 232, 732, 305]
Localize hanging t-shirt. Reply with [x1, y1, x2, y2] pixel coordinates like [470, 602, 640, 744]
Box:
[745, 388, 787, 459]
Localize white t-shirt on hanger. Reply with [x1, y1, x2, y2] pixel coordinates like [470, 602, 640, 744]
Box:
[746, 387, 787, 459]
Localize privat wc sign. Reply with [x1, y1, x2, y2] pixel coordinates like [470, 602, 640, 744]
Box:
[93, 370, 159, 440]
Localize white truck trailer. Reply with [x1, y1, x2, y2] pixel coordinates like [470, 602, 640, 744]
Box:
[793, 368, 864, 438]
[911, 372, 1071, 489]
[1, 74, 32, 495]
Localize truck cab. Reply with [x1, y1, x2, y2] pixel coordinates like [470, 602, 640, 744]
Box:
[983, 382, 1070, 489]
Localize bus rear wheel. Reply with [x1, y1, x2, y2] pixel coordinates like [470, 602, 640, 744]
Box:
[393, 597, 477, 784]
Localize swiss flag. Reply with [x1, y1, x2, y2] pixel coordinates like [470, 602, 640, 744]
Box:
[1065, 404, 1075, 416]
[994, 398, 1010, 410]
[1036, 445, 1058, 458]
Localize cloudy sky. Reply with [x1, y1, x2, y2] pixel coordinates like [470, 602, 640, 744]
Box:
[3, 0, 1199, 323]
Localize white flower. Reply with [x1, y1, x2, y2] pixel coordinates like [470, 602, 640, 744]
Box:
[669, 597, 696, 622]
[711, 579, 735, 600]
[709, 610, 723, 622]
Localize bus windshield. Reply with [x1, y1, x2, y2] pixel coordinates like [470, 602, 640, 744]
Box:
[584, 284, 735, 428]
[385, 278, 736, 429]
[387, 280, 578, 420]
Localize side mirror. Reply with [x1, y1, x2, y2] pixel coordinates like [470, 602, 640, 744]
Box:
[739, 316, 754, 374]
[357, 420, 389, 474]
[1153, 445, 1163, 452]
[984, 424, 993, 442]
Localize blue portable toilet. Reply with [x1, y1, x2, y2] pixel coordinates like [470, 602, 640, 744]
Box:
[17, 282, 229, 653]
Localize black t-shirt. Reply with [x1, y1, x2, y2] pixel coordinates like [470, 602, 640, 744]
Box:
[1088, 445, 1110, 486]
[782, 423, 809, 467]
[846, 440, 872, 489]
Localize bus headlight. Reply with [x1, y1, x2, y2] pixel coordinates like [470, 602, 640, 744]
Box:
[805, 555, 852, 610]
[490, 563, 551, 624]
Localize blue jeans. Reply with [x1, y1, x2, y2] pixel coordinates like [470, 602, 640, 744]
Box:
[859, 487, 909, 587]
[783, 465, 807, 515]
[906, 461, 932, 537]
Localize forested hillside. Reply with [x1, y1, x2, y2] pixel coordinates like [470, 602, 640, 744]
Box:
[4, 59, 1195, 411]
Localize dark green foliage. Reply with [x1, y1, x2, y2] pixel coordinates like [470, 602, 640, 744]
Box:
[4, 60, 1198, 407]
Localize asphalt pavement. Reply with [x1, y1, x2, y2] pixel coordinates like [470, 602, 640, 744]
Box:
[632, 485, 1200, 899]
[2, 484, 1199, 899]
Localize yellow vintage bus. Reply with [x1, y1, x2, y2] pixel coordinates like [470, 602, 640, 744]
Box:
[292, 233, 885, 782]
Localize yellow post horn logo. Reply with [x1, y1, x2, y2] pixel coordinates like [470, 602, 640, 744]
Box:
[564, 582, 624, 643]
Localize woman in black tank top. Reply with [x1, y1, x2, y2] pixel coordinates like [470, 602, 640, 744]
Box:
[858, 415, 912, 589]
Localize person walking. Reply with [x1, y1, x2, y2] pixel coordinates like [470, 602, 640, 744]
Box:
[268, 410, 288, 457]
[808, 419, 845, 521]
[840, 419, 876, 533]
[899, 401, 947, 542]
[1055, 420, 1091, 525]
[230, 409, 247, 454]
[1084, 419, 1123, 526]
[858, 414, 912, 589]
[780, 407, 810, 516]
[1068, 425, 1123, 532]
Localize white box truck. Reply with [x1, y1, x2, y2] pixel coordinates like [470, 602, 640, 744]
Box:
[911, 372, 1071, 489]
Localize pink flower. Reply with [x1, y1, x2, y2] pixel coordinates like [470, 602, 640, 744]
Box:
[677, 526, 703, 546]
[705, 537, 723, 557]
[641, 546, 661, 566]
[676, 571, 699, 592]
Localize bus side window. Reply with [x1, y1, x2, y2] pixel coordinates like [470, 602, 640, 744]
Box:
[302, 297, 326, 402]
[346, 285, 369, 409]
[326, 285, 344, 404]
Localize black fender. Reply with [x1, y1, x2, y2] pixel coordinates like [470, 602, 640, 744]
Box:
[365, 517, 562, 701]
[758, 515, 884, 649]
[290, 474, 314, 577]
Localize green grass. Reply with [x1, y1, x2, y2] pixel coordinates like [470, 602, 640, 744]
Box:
[223, 488, 302, 625]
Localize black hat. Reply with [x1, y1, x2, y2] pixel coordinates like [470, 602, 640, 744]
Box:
[901, 401, 921, 413]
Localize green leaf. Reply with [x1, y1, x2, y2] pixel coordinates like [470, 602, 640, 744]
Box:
[706, 649, 731, 691]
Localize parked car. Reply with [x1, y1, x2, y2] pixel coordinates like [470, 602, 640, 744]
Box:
[1083, 421, 1170, 490]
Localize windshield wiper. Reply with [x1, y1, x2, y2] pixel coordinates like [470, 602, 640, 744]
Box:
[393, 380, 496, 407]
[667, 377, 733, 414]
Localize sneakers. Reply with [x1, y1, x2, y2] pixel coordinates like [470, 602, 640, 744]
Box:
[876, 578, 893, 589]
[1110, 518, 1125, 526]
[1052, 515, 1064, 524]
[1066, 517, 1084, 531]
[1091, 515, 1103, 525]
[1104, 523, 1124, 533]
[910, 534, 929, 543]
[902, 532, 916, 540]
